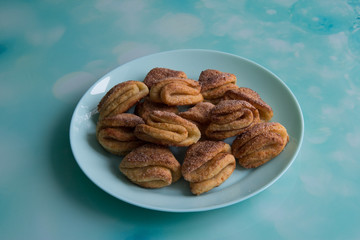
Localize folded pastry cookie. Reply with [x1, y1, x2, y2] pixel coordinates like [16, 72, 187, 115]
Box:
[96, 113, 145, 155]
[119, 144, 181, 188]
[134, 110, 201, 147]
[97, 80, 149, 120]
[182, 141, 236, 195]
[143, 67, 187, 88]
[224, 87, 273, 121]
[198, 69, 239, 104]
[205, 100, 260, 140]
[178, 102, 215, 135]
[149, 77, 203, 106]
[232, 122, 289, 168]
[135, 97, 178, 121]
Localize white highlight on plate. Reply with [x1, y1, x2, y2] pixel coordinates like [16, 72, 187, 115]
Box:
[90, 76, 111, 95]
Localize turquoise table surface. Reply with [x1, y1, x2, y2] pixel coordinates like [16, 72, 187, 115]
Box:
[1, 0, 360, 239]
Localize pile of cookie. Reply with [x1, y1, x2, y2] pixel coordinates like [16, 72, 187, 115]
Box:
[96, 68, 289, 195]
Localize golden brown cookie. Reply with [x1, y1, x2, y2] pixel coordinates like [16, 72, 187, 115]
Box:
[205, 100, 260, 140]
[97, 80, 149, 120]
[134, 110, 201, 147]
[149, 77, 203, 106]
[143, 67, 187, 88]
[96, 113, 145, 155]
[198, 69, 239, 104]
[135, 97, 178, 121]
[178, 102, 215, 135]
[232, 122, 289, 168]
[182, 141, 236, 195]
[119, 144, 181, 188]
[224, 87, 273, 121]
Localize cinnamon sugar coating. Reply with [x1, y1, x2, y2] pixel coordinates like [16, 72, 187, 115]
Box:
[224, 87, 273, 121]
[178, 102, 215, 124]
[94, 67, 290, 194]
[182, 140, 235, 195]
[149, 77, 203, 106]
[97, 80, 149, 120]
[199, 69, 238, 104]
[96, 113, 145, 155]
[232, 122, 289, 168]
[205, 100, 260, 140]
[134, 110, 201, 147]
[119, 144, 181, 188]
[143, 67, 187, 88]
[135, 97, 178, 121]
[178, 102, 215, 135]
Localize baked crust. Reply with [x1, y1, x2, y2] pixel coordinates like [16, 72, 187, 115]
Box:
[135, 97, 178, 121]
[96, 113, 145, 155]
[119, 144, 181, 188]
[143, 67, 187, 88]
[134, 110, 201, 147]
[205, 100, 260, 140]
[94, 67, 290, 194]
[178, 102, 215, 135]
[224, 87, 273, 121]
[232, 122, 289, 168]
[97, 80, 149, 120]
[182, 141, 236, 195]
[149, 77, 203, 106]
[198, 69, 238, 104]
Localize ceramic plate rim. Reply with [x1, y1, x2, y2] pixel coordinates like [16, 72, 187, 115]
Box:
[69, 49, 304, 212]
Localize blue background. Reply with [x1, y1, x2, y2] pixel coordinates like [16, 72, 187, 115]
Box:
[1, 0, 360, 239]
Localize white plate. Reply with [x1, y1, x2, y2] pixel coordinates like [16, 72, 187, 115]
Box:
[70, 49, 304, 212]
